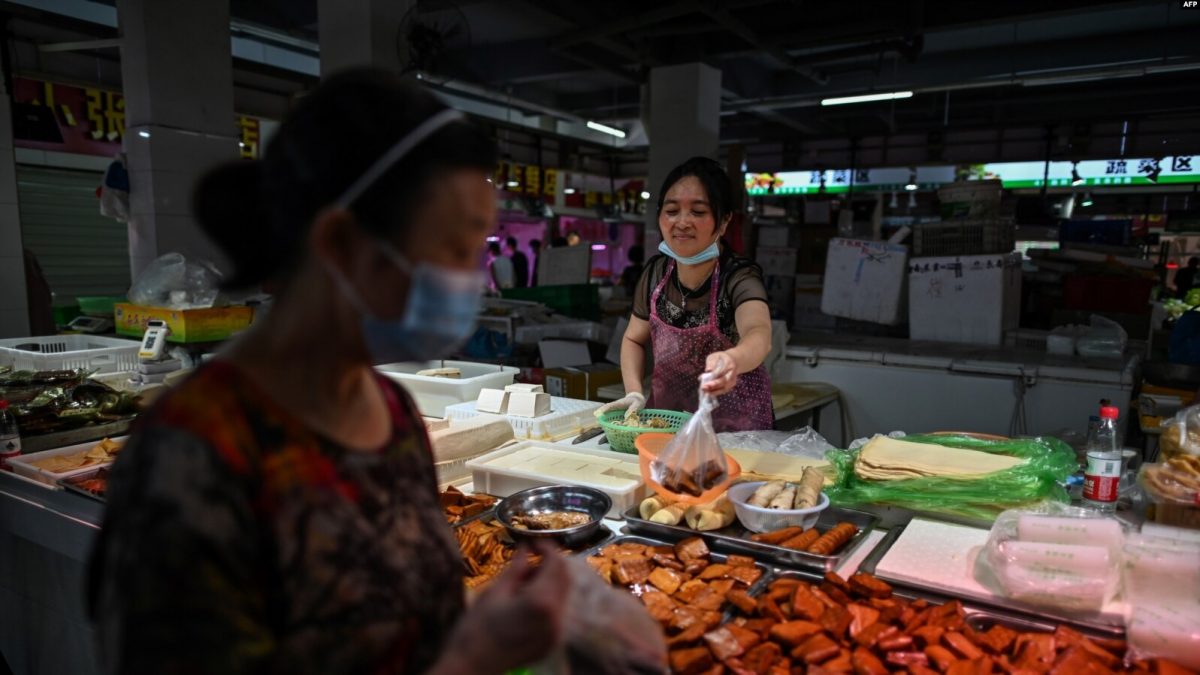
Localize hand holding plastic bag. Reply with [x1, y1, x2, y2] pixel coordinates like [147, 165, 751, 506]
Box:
[650, 376, 731, 500]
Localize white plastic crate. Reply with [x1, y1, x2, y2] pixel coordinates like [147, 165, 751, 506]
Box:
[0, 335, 140, 374]
[7, 436, 127, 487]
[443, 396, 600, 441]
[376, 360, 519, 418]
[466, 440, 648, 519]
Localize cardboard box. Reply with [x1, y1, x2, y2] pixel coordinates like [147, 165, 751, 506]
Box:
[820, 238, 909, 325]
[756, 247, 798, 276]
[907, 253, 1022, 345]
[114, 303, 254, 343]
[544, 364, 623, 401]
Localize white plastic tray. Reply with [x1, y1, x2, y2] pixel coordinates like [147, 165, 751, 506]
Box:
[466, 440, 648, 519]
[0, 335, 140, 374]
[377, 360, 519, 418]
[443, 396, 600, 441]
[7, 436, 127, 487]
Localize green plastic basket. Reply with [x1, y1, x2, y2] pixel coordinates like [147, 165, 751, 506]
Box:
[597, 408, 692, 454]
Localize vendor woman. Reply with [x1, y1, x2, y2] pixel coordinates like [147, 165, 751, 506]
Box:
[598, 156, 773, 432]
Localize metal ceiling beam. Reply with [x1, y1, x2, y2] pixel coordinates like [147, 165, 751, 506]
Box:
[700, 6, 827, 84]
[37, 38, 120, 52]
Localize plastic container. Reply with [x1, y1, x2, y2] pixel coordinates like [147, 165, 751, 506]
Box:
[596, 408, 691, 454]
[7, 436, 127, 487]
[0, 335, 140, 374]
[443, 396, 600, 441]
[725, 480, 831, 533]
[635, 432, 742, 505]
[376, 360, 520, 418]
[465, 440, 647, 519]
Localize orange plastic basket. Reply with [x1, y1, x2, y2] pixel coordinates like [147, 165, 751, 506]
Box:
[635, 432, 742, 505]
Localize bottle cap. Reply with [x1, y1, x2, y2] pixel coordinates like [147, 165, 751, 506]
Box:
[1100, 405, 1119, 419]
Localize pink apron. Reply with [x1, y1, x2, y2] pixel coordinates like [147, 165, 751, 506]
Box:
[649, 259, 774, 432]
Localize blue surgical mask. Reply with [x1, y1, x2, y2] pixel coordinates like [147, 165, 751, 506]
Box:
[328, 243, 484, 364]
[659, 238, 720, 265]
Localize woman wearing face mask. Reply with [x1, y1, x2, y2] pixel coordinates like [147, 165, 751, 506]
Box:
[88, 71, 570, 674]
[597, 157, 774, 432]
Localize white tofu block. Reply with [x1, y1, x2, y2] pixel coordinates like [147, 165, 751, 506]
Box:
[505, 383, 545, 394]
[507, 391, 551, 418]
[476, 389, 510, 414]
[549, 459, 587, 472]
[1016, 515, 1123, 550]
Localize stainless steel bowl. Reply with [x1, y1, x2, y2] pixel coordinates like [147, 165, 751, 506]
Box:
[495, 485, 612, 548]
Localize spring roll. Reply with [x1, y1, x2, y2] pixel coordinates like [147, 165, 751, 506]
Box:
[685, 497, 736, 531]
[640, 495, 674, 521]
[769, 484, 797, 510]
[794, 467, 824, 509]
[749, 480, 786, 508]
[649, 504, 687, 526]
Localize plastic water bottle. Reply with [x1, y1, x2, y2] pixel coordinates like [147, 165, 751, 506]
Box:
[0, 400, 21, 470]
[1082, 405, 1121, 511]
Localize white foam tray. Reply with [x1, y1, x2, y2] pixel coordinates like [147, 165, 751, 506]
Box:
[466, 440, 648, 519]
[7, 436, 127, 487]
[443, 396, 600, 441]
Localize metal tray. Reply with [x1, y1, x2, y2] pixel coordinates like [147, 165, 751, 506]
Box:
[57, 466, 109, 504]
[757, 569, 1117, 639]
[859, 523, 1125, 637]
[462, 512, 614, 555]
[579, 534, 775, 607]
[622, 504, 879, 572]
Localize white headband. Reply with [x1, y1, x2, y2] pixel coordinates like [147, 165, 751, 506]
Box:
[333, 108, 465, 210]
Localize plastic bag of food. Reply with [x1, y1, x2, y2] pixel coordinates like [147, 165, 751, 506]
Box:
[529, 556, 667, 675]
[128, 252, 222, 309]
[824, 434, 1077, 521]
[649, 377, 730, 500]
[1123, 530, 1200, 671]
[974, 504, 1125, 613]
[1158, 404, 1200, 461]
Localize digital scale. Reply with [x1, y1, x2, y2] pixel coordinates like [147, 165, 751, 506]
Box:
[133, 320, 182, 385]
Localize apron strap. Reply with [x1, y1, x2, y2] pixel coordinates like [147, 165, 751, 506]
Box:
[707, 258, 722, 328]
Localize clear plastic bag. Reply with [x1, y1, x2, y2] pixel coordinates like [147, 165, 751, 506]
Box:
[824, 434, 1077, 520]
[1074, 315, 1127, 359]
[974, 504, 1125, 613]
[1159, 404, 1200, 461]
[848, 430, 906, 450]
[128, 253, 222, 309]
[649, 378, 731, 501]
[1123, 531, 1200, 671]
[717, 426, 834, 461]
[529, 556, 667, 675]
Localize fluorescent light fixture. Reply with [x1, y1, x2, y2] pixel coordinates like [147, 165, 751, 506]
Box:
[904, 183, 918, 191]
[506, 180, 520, 188]
[563, 187, 577, 194]
[907, 191, 917, 208]
[889, 192, 898, 208]
[486, 236, 500, 242]
[591, 244, 607, 251]
[238, 141, 246, 148]
[820, 90, 913, 106]
[137, 130, 150, 138]
[1081, 192, 1094, 207]
[640, 191, 650, 199]
[586, 120, 627, 138]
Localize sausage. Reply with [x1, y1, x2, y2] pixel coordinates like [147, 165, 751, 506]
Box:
[781, 529, 822, 551]
[807, 523, 859, 555]
[750, 526, 804, 545]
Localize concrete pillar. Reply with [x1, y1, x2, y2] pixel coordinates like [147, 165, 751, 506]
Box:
[118, 0, 239, 279]
[0, 68, 29, 337]
[318, 0, 415, 76]
[643, 62, 723, 247]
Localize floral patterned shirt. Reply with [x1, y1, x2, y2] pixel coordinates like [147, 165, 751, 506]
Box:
[88, 361, 463, 674]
